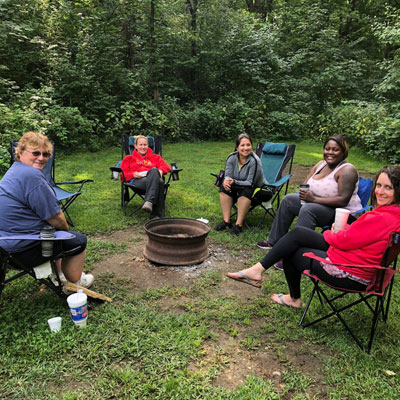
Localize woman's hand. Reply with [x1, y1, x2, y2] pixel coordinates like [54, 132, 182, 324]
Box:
[133, 172, 143, 179]
[223, 178, 234, 191]
[299, 188, 315, 203]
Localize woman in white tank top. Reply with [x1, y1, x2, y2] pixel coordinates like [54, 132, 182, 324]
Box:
[257, 135, 362, 254]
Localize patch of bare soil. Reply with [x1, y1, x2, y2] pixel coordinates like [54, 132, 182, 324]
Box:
[91, 224, 329, 397]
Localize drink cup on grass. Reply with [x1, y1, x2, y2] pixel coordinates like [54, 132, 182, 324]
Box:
[334, 208, 351, 232]
[67, 291, 88, 328]
[48, 316, 62, 332]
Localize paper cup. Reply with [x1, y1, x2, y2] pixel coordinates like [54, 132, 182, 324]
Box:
[67, 292, 88, 328]
[334, 208, 351, 232]
[48, 316, 62, 333]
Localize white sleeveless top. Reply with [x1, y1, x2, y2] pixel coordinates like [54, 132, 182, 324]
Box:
[306, 161, 362, 213]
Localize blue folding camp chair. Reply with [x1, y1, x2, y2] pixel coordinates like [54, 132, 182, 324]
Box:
[0, 231, 77, 301]
[10, 141, 93, 227]
[318, 176, 373, 231]
[110, 134, 181, 216]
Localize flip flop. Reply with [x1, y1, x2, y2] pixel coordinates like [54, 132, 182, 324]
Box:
[271, 293, 301, 309]
[226, 271, 262, 288]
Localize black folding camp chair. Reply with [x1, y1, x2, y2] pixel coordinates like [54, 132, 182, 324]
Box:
[110, 135, 181, 217]
[0, 232, 78, 301]
[299, 231, 400, 353]
[10, 141, 93, 227]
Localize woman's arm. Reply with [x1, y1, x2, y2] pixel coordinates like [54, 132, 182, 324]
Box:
[301, 165, 358, 207]
[47, 210, 69, 231]
[120, 155, 137, 181]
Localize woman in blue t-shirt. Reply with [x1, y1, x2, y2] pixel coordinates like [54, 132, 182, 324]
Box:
[0, 131, 94, 289]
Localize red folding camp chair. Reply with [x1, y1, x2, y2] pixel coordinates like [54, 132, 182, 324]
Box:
[299, 231, 400, 353]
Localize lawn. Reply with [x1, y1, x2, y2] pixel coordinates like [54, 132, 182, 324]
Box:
[1, 140, 399, 400]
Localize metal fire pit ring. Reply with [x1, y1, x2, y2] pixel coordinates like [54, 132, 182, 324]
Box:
[144, 218, 211, 266]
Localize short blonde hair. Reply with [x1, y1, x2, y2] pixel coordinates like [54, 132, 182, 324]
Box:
[15, 131, 53, 161]
[134, 135, 148, 145]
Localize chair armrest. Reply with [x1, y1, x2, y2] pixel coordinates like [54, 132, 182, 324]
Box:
[351, 205, 373, 216]
[302, 252, 388, 270]
[165, 167, 182, 184]
[56, 179, 94, 185]
[0, 231, 76, 240]
[265, 173, 291, 188]
[55, 179, 93, 193]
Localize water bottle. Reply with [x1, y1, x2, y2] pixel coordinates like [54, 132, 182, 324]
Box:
[171, 163, 179, 181]
[40, 225, 56, 257]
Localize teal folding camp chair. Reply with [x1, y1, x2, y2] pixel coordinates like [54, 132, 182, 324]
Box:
[248, 142, 296, 224]
[10, 142, 93, 227]
[211, 142, 296, 226]
[110, 135, 181, 216]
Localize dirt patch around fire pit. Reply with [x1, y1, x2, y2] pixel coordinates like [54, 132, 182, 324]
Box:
[91, 224, 330, 398]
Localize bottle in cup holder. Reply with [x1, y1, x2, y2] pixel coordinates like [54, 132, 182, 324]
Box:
[40, 224, 56, 257]
[171, 163, 180, 181]
[215, 170, 225, 187]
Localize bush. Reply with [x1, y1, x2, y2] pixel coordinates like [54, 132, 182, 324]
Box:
[316, 101, 400, 163]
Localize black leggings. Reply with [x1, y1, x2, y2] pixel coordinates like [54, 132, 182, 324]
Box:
[260, 226, 367, 299]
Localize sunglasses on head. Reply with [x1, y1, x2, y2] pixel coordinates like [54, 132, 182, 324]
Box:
[25, 150, 51, 158]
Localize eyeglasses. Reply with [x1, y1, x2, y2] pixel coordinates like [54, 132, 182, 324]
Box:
[24, 150, 51, 158]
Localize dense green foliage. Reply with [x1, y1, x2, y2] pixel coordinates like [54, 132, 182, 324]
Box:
[1, 0, 400, 172]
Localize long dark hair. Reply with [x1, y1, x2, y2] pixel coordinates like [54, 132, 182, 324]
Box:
[371, 165, 400, 206]
[323, 134, 349, 159]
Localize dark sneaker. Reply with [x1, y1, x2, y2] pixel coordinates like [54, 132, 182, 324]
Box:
[274, 261, 283, 271]
[231, 224, 243, 235]
[215, 221, 232, 231]
[257, 241, 273, 250]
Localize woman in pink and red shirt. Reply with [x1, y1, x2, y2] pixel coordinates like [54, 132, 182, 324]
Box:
[120, 135, 171, 219]
[227, 165, 400, 308]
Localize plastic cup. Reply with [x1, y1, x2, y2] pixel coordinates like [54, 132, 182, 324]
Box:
[299, 184, 310, 205]
[67, 292, 88, 328]
[334, 208, 351, 232]
[48, 316, 62, 332]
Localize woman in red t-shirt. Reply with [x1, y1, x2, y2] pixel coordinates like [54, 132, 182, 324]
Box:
[226, 165, 400, 308]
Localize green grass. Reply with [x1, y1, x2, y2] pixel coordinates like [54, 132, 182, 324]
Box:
[0, 141, 396, 399]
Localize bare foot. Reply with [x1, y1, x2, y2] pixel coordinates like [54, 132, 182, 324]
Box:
[226, 262, 264, 282]
[271, 293, 301, 309]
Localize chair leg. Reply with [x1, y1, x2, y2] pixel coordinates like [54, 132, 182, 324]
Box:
[299, 283, 318, 327]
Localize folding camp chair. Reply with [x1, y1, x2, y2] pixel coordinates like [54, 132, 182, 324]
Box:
[0, 231, 77, 301]
[10, 141, 93, 227]
[110, 134, 181, 217]
[248, 142, 296, 224]
[299, 231, 400, 353]
[211, 142, 295, 226]
[319, 176, 373, 231]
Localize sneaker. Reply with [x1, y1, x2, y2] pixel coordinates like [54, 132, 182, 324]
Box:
[274, 261, 283, 271]
[79, 272, 95, 289]
[256, 241, 273, 250]
[231, 224, 243, 235]
[215, 221, 232, 231]
[142, 201, 153, 213]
